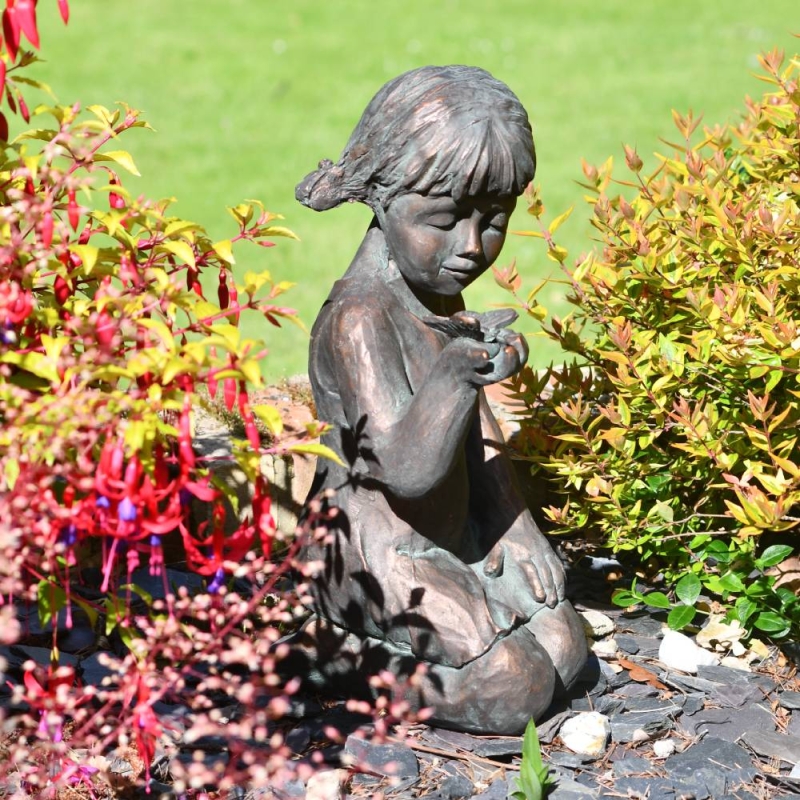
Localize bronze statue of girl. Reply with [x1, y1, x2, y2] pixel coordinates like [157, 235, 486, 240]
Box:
[295, 65, 587, 734]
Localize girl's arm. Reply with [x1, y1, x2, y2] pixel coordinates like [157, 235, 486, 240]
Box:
[328, 298, 520, 499]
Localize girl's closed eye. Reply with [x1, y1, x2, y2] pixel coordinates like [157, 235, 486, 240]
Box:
[485, 210, 509, 231]
[425, 212, 458, 230]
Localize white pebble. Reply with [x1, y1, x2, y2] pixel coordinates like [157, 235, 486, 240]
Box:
[579, 610, 616, 639]
[306, 769, 345, 800]
[653, 738, 676, 758]
[659, 630, 718, 674]
[591, 638, 619, 658]
[559, 712, 610, 758]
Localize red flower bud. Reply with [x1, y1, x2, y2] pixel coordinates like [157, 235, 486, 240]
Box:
[217, 273, 229, 309]
[18, 92, 29, 123]
[58, 0, 69, 25]
[15, 0, 39, 50]
[96, 309, 115, 349]
[39, 209, 53, 248]
[0, 112, 8, 143]
[67, 188, 79, 230]
[0, 60, 6, 103]
[223, 377, 237, 412]
[229, 282, 239, 325]
[110, 444, 124, 479]
[109, 190, 125, 210]
[54, 275, 70, 306]
[2, 7, 20, 63]
[124, 456, 141, 494]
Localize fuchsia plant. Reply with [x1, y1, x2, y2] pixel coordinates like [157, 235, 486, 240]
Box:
[0, 4, 430, 795]
[0, 3, 437, 796]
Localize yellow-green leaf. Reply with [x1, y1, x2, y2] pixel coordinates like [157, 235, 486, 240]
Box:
[548, 206, 574, 234]
[252, 405, 284, 436]
[289, 442, 344, 466]
[212, 239, 236, 264]
[98, 149, 141, 176]
[161, 241, 196, 269]
[261, 225, 299, 241]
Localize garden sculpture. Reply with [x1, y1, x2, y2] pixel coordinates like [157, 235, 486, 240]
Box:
[293, 65, 587, 734]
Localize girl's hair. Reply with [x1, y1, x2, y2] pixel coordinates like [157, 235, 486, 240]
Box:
[296, 65, 536, 212]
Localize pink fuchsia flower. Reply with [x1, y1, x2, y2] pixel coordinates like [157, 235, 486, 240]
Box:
[0, 281, 33, 326]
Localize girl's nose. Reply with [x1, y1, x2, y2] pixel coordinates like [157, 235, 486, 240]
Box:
[457, 218, 483, 260]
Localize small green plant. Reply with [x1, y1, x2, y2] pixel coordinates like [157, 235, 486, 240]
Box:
[511, 718, 552, 800]
[503, 48, 800, 643]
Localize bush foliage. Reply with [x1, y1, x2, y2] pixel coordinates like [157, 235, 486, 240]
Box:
[504, 49, 800, 640]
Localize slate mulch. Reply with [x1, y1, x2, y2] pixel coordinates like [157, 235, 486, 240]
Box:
[4, 553, 800, 800]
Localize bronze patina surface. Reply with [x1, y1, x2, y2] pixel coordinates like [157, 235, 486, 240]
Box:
[294, 65, 587, 734]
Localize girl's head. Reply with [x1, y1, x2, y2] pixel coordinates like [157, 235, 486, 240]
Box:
[296, 65, 536, 213]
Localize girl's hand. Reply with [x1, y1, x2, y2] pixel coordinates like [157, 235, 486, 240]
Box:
[443, 331, 528, 386]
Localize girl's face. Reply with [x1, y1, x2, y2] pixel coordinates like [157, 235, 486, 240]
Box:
[381, 191, 516, 300]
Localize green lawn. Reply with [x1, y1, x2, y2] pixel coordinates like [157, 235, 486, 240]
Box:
[31, 2, 798, 380]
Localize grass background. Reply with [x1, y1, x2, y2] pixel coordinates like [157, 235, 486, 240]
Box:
[31, 2, 798, 380]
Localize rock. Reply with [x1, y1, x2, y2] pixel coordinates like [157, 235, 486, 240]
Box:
[619, 614, 664, 638]
[549, 774, 598, 799]
[740, 729, 800, 764]
[658, 630, 718, 673]
[614, 683, 658, 699]
[579, 610, 615, 639]
[471, 778, 510, 799]
[621, 697, 682, 715]
[342, 735, 419, 779]
[615, 634, 640, 655]
[80, 651, 117, 686]
[574, 655, 607, 696]
[548, 751, 593, 769]
[590, 638, 618, 659]
[559, 712, 610, 758]
[695, 614, 745, 652]
[306, 770, 345, 800]
[10, 644, 79, 668]
[608, 776, 676, 800]
[610, 710, 674, 743]
[709, 681, 761, 709]
[680, 703, 774, 743]
[790, 762, 800, 779]
[285, 725, 311, 754]
[536, 710, 572, 744]
[780, 691, 800, 710]
[437, 773, 474, 799]
[665, 737, 759, 796]
[652, 738, 676, 758]
[719, 655, 751, 672]
[661, 673, 719, 694]
[611, 754, 654, 777]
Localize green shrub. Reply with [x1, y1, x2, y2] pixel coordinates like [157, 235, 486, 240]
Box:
[504, 48, 800, 640]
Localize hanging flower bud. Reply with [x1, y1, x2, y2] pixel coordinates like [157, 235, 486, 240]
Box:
[96, 309, 115, 349]
[67, 188, 79, 230]
[108, 180, 125, 210]
[229, 282, 240, 325]
[58, 0, 70, 24]
[18, 92, 29, 124]
[207, 347, 218, 399]
[54, 275, 70, 306]
[218, 272, 229, 309]
[15, 0, 40, 49]
[124, 456, 141, 495]
[39, 209, 54, 248]
[223, 377, 237, 412]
